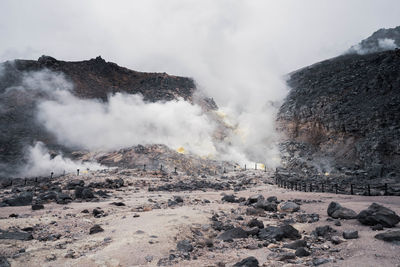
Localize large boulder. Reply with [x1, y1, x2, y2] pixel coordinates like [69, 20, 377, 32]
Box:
[278, 202, 300, 213]
[218, 227, 248, 241]
[258, 225, 301, 241]
[327, 202, 357, 219]
[357, 203, 400, 227]
[375, 230, 400, 243]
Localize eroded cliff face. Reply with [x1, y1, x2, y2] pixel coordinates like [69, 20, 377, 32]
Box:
[278, 49, 400, 178]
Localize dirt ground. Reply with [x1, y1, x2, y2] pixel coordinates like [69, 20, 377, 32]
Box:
[0, 170, 399, 267]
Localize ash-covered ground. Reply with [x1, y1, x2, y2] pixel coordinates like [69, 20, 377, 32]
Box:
[0, 168, 399, 267]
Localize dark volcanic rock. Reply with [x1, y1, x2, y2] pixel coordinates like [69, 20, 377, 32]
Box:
[66, 180, 84, 189]
[233, 256, 259, 267]
[343, 230, 358, 239]
[278, 46, 400, 178]
[374, 230, 400, 242]
[218, 227, 248, 241]
[75, 187, 95, 200]
[89, 224, 104, 234]
[258, 225, 300, 241]
[0, 256, 10, 267]
[357, 203, 400, 227]
[32, 204, 44, 210]
[247, 218, 264, 229]
[278, 202, 300, 213]
[314, 225, 335, 238]
[0, 231, 33, 241]
[176, 240, 193, 252]
[2, 192, 33, 206]
[222, 194, 239, 203]
[283, 239, 307, 249]
[295, 247, 311, 257]
[327, 202, 357, 219]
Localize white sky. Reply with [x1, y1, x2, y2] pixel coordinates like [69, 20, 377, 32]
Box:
[0, 0, 399, 105]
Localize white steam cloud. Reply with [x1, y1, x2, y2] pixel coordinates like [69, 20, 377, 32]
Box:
[19, 142, 103, 177]
[37, 90, 217, 156]
[351, 38, 398, 55]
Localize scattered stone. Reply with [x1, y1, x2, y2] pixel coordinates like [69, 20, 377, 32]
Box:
[89, 224, 104, 234]
[218, 227, 248, 241]
[233, 256, 259, 267]
[247, 218, 264, 229]
[371, 224, 384, 231]
[93, 208, 105, 218]
[375, 230, 400, 243]
[246, 195, 264, 205]
[145, 255, 154, 262]
[278, 201, 300, 213]
[81, 209, 89, 213]
[313, 258, 330, 266]
[314, 225, 335, 238]
[0, 231, 33, 241]
[2, 192, 33, 206]
[331, 236, 344, 245]
[278, 252, 296, 261]
[255, 201, 277, 212]
[267, 196, 277, 202]
[283, 239, 307, 249]
[177, 239, 193, 252]
[32, 204, 44, 210]
[45, 254, 57, 262]
[9, 214, 18, 218]
[327, 202, 357, 219]
[259, 225, 301, 241]
[0, 256, 10, 267]
[357, 203, 400, 227]
[343, 230, 358, 239]
[295, 247, 310, 257]
[110, 202, 125, 206]
[66, 180, 84, 189]
[173, 196, 183, 203]
[334, 220, 341, 226]
[222, 194, 239, 203]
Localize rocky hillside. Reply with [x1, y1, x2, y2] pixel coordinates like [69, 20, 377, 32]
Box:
[0, 56, 217, 177]
[278, 48, 400, 179]
[348, 26, 400, 55]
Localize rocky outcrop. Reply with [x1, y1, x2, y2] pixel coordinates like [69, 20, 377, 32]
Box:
[348, 26, 400, 55]
[278, 48, 400, 179]
[0, 56, 217, 177]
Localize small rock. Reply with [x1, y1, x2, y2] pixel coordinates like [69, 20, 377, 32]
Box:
[334, 220, 341, 226]
[110, 202, 125, 206]
[267, 196, 277, 202]
[233, 256, 259, 267]
[218, 227, 248, 241]
[330, 235, 344, 244]
[278, 252, 296, 261]
[371, 224, 384, 231]
[32, 204, 44, 210]
[343, 230, 358, 239]
[278, 201, 300, 213]
[89, 224, 104, 234]
[145, 255, 154, 262]
[283, 239, 307, 249]
[45, 254, 57, 261]
[295, 247, 310, 257]
[0, 231, 33, 241]
[247, 218, 264, 229]
[0, 256, 10, 267]
[375, 230, 400, 242]
[222, 194, 238, 203]
[313, 258, 330, 266]
[177, 239, 193, 252]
